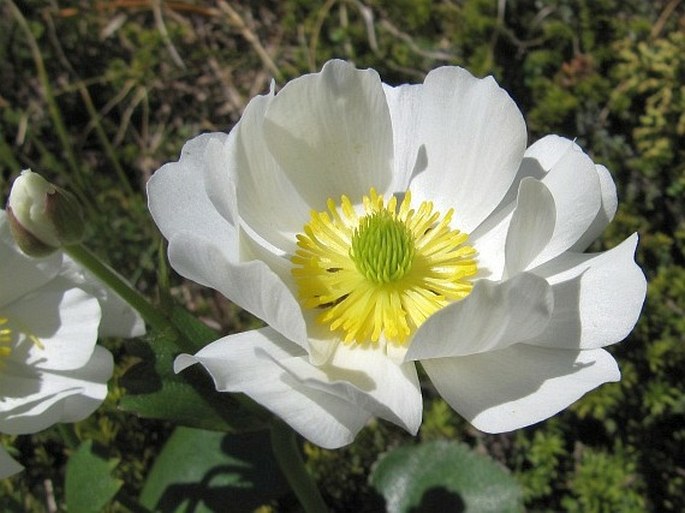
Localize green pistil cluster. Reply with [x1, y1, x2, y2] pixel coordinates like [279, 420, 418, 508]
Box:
[350, 210, 415, 284]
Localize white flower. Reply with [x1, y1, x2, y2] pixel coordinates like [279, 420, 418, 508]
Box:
[0, 209, 145, 474]
[148, 60, 646, 448]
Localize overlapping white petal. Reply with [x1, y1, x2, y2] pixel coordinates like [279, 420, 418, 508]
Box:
[423, 344, 620, 432]
[263, 60, 395, 209]
[174, 328, 370, 449]
[404, 66, 528, 232]
[406, 273, 554, 360]
[273, 341, 422, 434]
[151, 60, 646, 446]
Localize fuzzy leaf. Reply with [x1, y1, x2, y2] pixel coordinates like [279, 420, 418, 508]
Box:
[370, 440, 523, 513]
[65, 440, 122, 513]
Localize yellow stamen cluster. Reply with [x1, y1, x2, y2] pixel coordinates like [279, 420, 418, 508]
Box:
[292, 188, 477, 345]
[0, 317, 13, 361]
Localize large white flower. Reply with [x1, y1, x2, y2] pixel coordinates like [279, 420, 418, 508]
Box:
[0, 209, 145, 475]
[148, 60, 646, 449]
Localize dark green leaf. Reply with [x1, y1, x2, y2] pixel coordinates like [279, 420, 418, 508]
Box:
[370, 440, 524, 513]
[65, 440, 122, 513]
[140, 427, 289, 513]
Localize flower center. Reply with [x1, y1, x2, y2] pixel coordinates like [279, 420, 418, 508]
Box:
[292, 188, 478, 345]
[351, 209, 415, 284]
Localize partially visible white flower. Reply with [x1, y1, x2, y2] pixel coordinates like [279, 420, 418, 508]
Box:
[0, 209, 145, 469]
[0, 446, 23, 479]
[149, 60, 646, 448]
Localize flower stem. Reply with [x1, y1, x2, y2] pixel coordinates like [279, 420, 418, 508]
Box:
[270, 420, 329, 513]
[64, 243, 169, 333]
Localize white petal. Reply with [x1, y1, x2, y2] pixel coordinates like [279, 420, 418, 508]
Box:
[167, 232, 308, 348]
[382, 83, 425, 192]
[408, 67, 527, 233]
[571, 164, 618, 251]
[174, 328, 371, 449]
[0, 346, 113, 434]
[3, 280, 101, 371]
[469, 207, 513, 282]
[227, 92, 310, 253]
[0, 447, 23, 478]
[274, 342, 422, 434]
[504, 178, 556, 276]
[520, 134, 575, 171]
[147, 132, 238, 257]
[0, 211, 62, 307]
[406, 273, 553, 360]
[528, 234, 646, 349]
[422, 344, 620, 433]
[520, 137, 602, 267]
[90, 284, 146, 339]
[57, 256, 146, 339]
[263, 60, 394, 208]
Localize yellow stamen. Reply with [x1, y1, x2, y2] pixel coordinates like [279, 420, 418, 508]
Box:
[0, 317, 13, 360]
[292, 188, 478, 345]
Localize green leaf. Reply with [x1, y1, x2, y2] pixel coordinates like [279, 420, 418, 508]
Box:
[370, 440, 524, 513]
[140, 426, 289, 513]
[119, 324, 268, 432]
[65, 440, 123, 513]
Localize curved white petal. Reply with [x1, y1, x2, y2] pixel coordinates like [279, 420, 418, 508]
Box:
[406, 273, 553, 360]
[571, 164, 618, 251]
[263, 60, 394, 208]
[382, 83, 425, 192]
[408, 67, 527, 233]
[528, 234, 646, 349]
[0, 447, 23, 478]
[504, 178, 556, 276]
[227, 92, 310, 253]
[3, 281, 100, 371]
[174, 328, 371, 449]
[147, 132, 238, 258]
[167, 232, 308, 348]
[274, 342, 422, 434]
[519, 137, 602, 267]
[0, 346, 113, 434]
[0, 211, 62, 308]
[469, 207, 513, 281]
[423, 344, 620, 433]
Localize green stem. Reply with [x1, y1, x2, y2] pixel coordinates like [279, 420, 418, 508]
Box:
[64, 243, 169, 333]
[270, 420, 329, 513]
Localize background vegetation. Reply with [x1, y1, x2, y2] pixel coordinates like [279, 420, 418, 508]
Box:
[0, 0, 683, 511]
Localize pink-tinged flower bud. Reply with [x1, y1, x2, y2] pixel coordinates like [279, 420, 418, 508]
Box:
[6, 169, 84, 257]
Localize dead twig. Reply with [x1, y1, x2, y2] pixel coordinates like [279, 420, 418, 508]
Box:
[217, 1, 283, 81]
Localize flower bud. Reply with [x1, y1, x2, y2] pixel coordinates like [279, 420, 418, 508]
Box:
[7, 169, 85, 256]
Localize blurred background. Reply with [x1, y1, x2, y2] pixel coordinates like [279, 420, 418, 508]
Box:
[0, 1, 683, 511]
